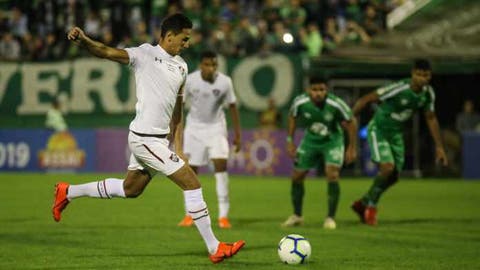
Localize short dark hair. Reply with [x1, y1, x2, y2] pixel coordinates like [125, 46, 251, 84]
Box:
[160, 13, 193, 38]
[201, 50, 217, 60]
[309, 76, 328, 85]
[413, 58, 431, 71]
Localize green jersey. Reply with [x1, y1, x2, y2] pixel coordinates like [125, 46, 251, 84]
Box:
[373, 79, 435, 132]
[290, 93, 353, 143]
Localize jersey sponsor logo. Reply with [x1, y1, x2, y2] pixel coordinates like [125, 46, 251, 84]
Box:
[390, 109, 413, 122]
[154, 57, 162, 63]
[310, 122, 329, 136]
[169, 153, 179, 162]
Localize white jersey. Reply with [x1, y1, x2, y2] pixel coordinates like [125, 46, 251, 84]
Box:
[125, 43, 188, 135]
[184, 70, 236, 128]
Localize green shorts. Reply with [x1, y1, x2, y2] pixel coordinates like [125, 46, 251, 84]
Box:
[294, 137, 344, 170]
[367, 122, 405, 170]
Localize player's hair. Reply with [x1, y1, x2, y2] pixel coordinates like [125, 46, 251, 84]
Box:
[160, 13, 193, 38]
[201, 50, 217, 60]
[309, 76, 328, 85]
[413, 58, 431, 71]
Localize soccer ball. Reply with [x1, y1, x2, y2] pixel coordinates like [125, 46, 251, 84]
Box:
[277, 234, 311, 264]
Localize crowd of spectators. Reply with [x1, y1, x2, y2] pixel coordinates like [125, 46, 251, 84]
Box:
[0, 0, 405, 62]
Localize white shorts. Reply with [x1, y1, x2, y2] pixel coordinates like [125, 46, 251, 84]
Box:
[183, 124, 229, 166]
[127, 132, 185, 177]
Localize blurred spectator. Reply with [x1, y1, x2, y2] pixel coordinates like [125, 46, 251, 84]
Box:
[345, 0, 363, 24]
[0, 0, 387, 61]
[343, 20, 371, 45]
[323, 17, 343, 52]
[362, 4, 383, 36]
[0, 32, 20, 61]
[280, 0, 307, 36]
[259, 97, 282, 129]
[84, 10, 103, 40]
[235, 17, 257, 56]
[45, 98, 67, 132]
[261, 0, 281, 31]
[8, 7, 28, 38]
[456, 100, 480, 133]
[299, 22, 323, 58]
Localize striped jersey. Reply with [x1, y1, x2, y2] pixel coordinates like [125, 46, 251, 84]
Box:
[290, 93, 353, 142]
[373, 78, 435, 132]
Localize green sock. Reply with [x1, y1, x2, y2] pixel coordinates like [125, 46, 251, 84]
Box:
[291, 182, 304, 216]
[327, 182, 340, 218]
[362, 175, 389, 206]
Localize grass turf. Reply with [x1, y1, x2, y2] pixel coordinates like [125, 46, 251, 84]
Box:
[0, 173, 479, 269]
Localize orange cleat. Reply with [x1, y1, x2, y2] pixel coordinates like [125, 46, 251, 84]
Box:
[52, 182, 70, 222]
[218, 217, 232, 229]
[364, 206, 378, 226]
[209, 240, 245, 264]
[351, 200, 366, 223]
[177, 215, 194, 227]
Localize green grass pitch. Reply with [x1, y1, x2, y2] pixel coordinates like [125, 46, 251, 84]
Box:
[1, 173, 479, 269]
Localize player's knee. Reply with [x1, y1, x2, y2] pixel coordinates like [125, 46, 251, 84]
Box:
[379, 164, 395, 178]
[124, 186, 144, 198]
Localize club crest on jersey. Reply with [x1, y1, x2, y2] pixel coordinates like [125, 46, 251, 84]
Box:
[178, 66, 186, 77]
[169, 153, 179, 162]
[401, 99, 408, 105]
[304, 112, 311, 119]
[212, 89, 221, 96]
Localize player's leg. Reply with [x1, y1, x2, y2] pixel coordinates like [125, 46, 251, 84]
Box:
[283, 140, 317, 227]
[168, 164, 244, 263]
[212, 158, 231, 228]
[207, 130, 231, 228]
[177, 165, 199, 227]
[178, 126, 207, 227]
[322, 141, 344, 229]
[352, 124, 394, 225]
[282, 169, 309, 227]
[53, 167, 151, 222]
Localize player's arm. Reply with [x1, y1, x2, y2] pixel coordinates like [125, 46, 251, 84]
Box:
[67, 27, 129, 64]
[352, 91, 380, 116]
[341, 118, 358, 164]
[229, 103, 242, 152]
[286, 115, 297, 158]
[424, 111, 448, 166]
[171, 86, 185, 156]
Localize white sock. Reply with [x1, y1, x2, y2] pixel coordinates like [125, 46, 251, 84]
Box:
[184, 188, 219, 254]
[215, 172, 230, 218]
[67, 178, 126, 200]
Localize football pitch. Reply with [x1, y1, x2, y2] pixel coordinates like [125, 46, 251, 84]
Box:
[1, 173, 479, 269]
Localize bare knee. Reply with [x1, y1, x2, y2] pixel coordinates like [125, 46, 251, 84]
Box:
[379, 163, 395, 178]
[292, 170, 308, 183]
[325, 165, 340, 182]
[168, 165, 201, 190]
[123, 170, 151, 198]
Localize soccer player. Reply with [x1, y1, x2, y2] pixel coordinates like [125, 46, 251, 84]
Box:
[282, 77, 357, 229]
[351, 59, 448, 226]
[177, 51, 241, 229]
[53, 13, 244, 263]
